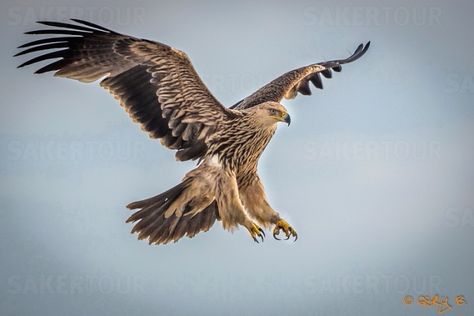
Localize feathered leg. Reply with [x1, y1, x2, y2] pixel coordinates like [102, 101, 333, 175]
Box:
[216, 169, 265, 242]
[238, 173, 297, 241]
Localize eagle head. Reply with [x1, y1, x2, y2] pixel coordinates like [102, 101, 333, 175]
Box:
[252, 101, 291, 127]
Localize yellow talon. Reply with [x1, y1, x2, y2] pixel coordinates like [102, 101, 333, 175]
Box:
[247, 222, 265, 243]
[273, 219, 298, 241]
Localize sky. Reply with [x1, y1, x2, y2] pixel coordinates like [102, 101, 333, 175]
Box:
[1, 0, 473, 315]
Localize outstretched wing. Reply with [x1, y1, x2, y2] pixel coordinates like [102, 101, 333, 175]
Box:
[16, 19, 235, 161]
[231, 42, 370, 109]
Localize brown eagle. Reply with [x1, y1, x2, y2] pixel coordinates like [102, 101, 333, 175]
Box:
[16, 19, 370, 244]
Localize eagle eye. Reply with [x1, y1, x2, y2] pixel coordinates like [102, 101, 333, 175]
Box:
[269, 109, 279, 116]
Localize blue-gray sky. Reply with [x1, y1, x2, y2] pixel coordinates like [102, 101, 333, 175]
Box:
[1, 1, 473, 315]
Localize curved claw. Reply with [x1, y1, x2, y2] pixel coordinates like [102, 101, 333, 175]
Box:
[289, 227, 297, 241]
[258, 227, 265, 242]
[248, 223, 265, 243]
[273, 227, 281, 240]
[273, 219, 298, 242]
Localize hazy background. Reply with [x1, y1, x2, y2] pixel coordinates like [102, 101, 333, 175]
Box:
[1, 0, 473, 315]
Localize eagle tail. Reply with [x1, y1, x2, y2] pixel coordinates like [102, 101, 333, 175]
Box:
[126, 180, 219, 245]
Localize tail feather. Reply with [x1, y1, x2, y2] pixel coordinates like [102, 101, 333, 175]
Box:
[126, 181, 219, 245]
[126, 182, 187, 210]
[172, 216, 190, 241]
[130, 202, 168, 235]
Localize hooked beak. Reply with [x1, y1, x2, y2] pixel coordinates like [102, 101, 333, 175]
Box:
[283, 113, 291, 126]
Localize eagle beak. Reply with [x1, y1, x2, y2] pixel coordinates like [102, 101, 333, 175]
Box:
[283, 113, 291, 126]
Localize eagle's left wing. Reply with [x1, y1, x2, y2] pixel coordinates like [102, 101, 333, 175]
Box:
[231, 42, 370, 109]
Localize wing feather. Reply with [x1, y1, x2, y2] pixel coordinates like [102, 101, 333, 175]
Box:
[232, 42, 370, 109]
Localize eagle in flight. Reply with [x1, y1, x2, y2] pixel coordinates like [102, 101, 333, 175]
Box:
[16, 19, 370, 244]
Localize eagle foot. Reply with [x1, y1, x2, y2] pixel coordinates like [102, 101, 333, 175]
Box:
[273, 219, 298, 241]
[247, 222, 265, 243]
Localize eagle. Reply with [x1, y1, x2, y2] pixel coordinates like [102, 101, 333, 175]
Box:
[16, 19, 370, 244]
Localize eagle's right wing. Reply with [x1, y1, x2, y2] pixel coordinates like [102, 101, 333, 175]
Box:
[16, 19, 236, 161]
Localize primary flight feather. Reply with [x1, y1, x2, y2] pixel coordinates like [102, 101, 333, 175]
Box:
[16, 19, 370, 244]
